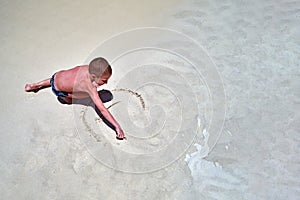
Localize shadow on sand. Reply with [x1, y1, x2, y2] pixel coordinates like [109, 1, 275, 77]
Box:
[57, 89, 117, 134]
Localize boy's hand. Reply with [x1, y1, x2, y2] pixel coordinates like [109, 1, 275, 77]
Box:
[116, 127, 126, 140]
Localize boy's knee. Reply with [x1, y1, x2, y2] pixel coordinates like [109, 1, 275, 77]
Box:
[98, 89, 113, 103]
[57, 97, 72, 105]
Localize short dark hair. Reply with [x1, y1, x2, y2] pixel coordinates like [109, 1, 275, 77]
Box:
[88, 57, 112, 77]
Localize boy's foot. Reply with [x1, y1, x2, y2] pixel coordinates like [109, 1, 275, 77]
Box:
[25, 84, 40, 93]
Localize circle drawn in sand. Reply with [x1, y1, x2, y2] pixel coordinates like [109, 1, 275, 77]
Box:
[112, 88, 145, 110]
[73, 27, 226, 173]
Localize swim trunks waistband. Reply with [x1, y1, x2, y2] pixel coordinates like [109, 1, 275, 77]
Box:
[50, 73, 69, 97]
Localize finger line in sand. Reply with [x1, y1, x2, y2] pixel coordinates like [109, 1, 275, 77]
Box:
[112, 88, 145, 110]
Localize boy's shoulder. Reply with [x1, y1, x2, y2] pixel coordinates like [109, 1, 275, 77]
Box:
[73, 65, 88, 70]
[65, 65, 88, 74]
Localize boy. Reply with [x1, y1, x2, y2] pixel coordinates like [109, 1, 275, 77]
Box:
[25, 57, 125, 140]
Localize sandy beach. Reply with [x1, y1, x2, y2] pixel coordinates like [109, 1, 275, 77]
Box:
[1, 0, 299, 199]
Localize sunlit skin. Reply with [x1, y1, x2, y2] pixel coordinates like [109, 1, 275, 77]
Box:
[25, 65, 125, 139]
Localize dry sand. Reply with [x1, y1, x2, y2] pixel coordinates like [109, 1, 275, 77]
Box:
[1, 0, 299, 199]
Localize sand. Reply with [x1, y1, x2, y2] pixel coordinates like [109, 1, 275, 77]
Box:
[1, 0, 299, 199]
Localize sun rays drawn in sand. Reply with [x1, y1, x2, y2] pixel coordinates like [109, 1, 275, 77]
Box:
[107, 101, 121, 110]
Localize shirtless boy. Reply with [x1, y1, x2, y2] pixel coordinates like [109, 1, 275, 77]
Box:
[25, 57, 125, 140]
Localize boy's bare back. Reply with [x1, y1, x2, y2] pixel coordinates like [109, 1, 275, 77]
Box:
[55, 65, 93, 99]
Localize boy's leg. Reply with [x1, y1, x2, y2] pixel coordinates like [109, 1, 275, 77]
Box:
[25, 78, 51, 92]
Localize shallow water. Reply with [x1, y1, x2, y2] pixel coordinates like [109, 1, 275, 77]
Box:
[167, 0, 300, 199]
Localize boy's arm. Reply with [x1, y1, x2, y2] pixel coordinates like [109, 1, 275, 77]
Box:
[89, 88, 125, 139]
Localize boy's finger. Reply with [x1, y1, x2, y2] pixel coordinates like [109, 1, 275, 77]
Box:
[116, 136, 127, 140]
[116, 136, 124, 140]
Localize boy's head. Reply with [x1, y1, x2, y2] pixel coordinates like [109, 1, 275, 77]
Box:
[89, 57, 112, 85]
